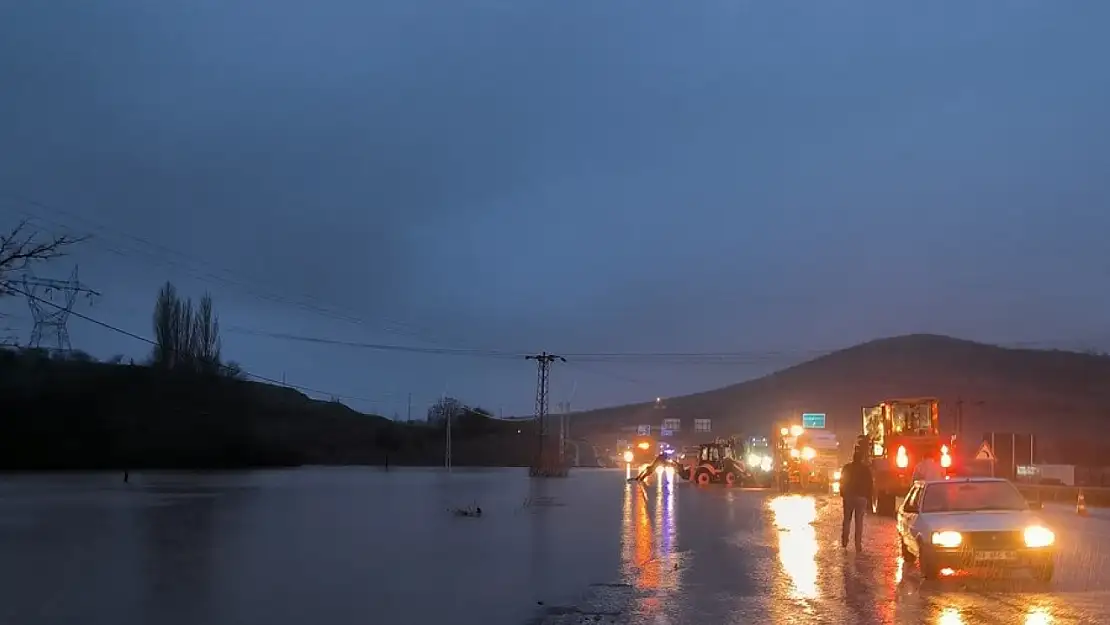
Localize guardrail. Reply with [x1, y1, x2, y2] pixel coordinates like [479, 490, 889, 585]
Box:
[1015, 483, 1110, 508]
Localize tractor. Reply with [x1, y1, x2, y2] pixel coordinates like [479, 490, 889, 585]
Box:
[683, 438, 750, 486]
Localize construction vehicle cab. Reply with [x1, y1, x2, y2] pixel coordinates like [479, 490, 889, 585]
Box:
[795, 429, 840, 493]
[685, 438, 748, 486]
[863, 397, 952, 516]
[741, 435, 775, 487]
[774, 423, 839, 493]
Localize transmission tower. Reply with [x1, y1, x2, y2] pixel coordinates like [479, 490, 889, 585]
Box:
[526, 352, 566, 477]
[21, 266, 99, 351]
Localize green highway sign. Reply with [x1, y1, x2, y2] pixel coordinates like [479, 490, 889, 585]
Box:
[802, 413, 826, 429]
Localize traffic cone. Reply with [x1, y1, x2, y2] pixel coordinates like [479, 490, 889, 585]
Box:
[1077, 490, 1089, 517]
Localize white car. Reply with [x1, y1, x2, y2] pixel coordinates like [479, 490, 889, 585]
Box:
[896, 477, 1056, 581]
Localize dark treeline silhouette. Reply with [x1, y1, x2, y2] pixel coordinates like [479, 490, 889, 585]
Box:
[0, 279, 537, 471]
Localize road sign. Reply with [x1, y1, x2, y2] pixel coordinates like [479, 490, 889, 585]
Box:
[637, 424, 651, 436]
[661, 418, 681, 431]
[660, 428, 674, 437]
[975, 441, 996, 461]
[694, 418, 712, 433]
[802, 413, 826, 429]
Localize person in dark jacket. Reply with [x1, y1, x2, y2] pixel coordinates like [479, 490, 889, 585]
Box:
[839, 451, 874, 551]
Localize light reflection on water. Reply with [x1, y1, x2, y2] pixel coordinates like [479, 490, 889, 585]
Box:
[769, 495, 819, 601]
[1025, 605, 1053, 625]
[620, 469, 680, 617]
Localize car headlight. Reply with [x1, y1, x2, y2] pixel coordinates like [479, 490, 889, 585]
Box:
[931, 531, 963, 548]
[1024, 526, 1055, 548]
[833, 470, 842, 481]
[747, 453, 760, 467]
[623, 451, 634, 463]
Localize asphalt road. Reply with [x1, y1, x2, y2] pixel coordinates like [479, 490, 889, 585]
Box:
[607, 469, 1110, 625]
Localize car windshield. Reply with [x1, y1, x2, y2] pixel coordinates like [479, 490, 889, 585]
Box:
[920, 481, 1028, 513]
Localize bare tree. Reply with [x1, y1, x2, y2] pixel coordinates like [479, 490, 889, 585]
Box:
[0, 220, 86, 294]
[152, 281, 190, 369]
[193, 292, 221, 373]
[151, 282, 236, 376]
[427, 397, 464, 424]
[0, 220, 86, 342]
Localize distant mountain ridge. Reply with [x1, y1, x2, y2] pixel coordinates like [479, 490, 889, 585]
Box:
[571, 334, 1110, 447]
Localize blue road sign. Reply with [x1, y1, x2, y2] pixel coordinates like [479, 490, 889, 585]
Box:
[802, 413, 826, 429]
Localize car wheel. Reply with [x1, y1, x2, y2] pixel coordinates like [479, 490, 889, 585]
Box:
[1033, 563, 1054, 583]
[724, 471, 738, 486]
[900, 537, 916, 563]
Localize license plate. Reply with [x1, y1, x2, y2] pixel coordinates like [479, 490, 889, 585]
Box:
[974, 551, 1017, 561]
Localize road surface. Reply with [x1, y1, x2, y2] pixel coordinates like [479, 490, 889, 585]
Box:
[563, 469, 1110, 624]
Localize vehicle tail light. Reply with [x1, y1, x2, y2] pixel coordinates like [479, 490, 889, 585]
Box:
[940, 444, 952, 468]
[895, 445, 909, 468]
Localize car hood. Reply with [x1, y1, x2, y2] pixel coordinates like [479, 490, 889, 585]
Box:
[925, 510, 1045, 532]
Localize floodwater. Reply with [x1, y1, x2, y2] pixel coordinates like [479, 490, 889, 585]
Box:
[0, 467, 627, 625]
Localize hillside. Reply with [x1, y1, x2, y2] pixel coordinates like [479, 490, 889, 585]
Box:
[0, 347, 538, 470]
[571, 334, 1110, 449]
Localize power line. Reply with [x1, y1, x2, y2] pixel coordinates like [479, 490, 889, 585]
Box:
[3, 283, 384, 404]
[222, 325, 840, 363]
[0, 191, 505, 353]
[224, 326, 525, 359]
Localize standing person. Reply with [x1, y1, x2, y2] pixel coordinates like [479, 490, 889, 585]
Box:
[912, 448, 945, 482]
[840, 451, 873, 551]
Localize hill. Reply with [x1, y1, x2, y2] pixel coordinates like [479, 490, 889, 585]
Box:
[0, 347, 539, 471]
[571, 334, 1110, 454]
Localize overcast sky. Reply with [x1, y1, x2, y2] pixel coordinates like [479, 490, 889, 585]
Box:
[2, 1, 1109, 418]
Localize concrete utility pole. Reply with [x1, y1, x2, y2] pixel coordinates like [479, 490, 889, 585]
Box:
[444, 395, 453, 472]
[526, 352, 566, 477]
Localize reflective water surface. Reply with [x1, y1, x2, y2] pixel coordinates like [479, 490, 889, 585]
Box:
[619, 471, 1110, 624]
[7, 468, 1110, 625]
[0, 468, 625, 625]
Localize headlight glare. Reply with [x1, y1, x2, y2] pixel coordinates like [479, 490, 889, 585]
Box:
[1024, 526, 1055, 548]
[931, 530, 963, 548]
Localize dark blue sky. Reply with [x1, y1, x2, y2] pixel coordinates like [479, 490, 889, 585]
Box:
[2, 1, 1109, 418]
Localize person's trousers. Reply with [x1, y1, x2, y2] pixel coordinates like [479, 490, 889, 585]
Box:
[841, 496, 868, 549]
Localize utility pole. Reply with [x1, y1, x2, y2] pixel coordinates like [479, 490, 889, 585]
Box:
[407, 393, 412, 423]
[443, 395, 452, 472]
[526, 352, 566, 477]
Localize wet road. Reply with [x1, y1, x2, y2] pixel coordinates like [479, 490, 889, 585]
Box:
[616, 469, 1110, 624]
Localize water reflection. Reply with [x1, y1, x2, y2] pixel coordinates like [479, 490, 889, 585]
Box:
[937, 607, 964, 625]
[620, 469, 680, 615]
[1025, 605, 1053, 625]
[769, 495, 819, 600]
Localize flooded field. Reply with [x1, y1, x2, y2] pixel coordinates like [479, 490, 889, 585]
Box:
[0, 467, 627, 625]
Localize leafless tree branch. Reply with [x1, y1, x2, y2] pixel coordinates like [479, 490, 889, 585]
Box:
[0, 220, 89, 295]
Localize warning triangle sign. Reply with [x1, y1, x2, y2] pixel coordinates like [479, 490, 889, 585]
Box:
[975, 441, 995, 461]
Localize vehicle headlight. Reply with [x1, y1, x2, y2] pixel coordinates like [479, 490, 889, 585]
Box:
[622, 451, 634, 463]
[760, 457, 773, 472]
[802, 446, 817, 461]
[747, 453, 760, 467]
[833, 470, 842, 481]
[931, 531, 963, 548]
[789, 448, 800, 459]
[1024, 526, 1055, 548]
